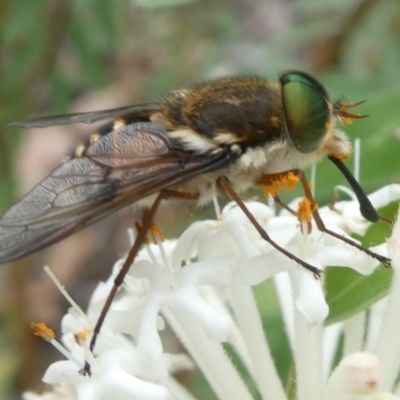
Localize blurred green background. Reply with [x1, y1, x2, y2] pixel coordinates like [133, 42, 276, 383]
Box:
[0, 0, 400, 399]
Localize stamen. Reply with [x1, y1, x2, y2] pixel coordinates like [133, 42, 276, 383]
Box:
[310, 164, 317, 198]
[74, 329, 91, 345]
[296, 198, 316, 234]
[267, 195, 276, 213]
[150, 224, 165, 243]
[354, 138, 361, 183]
[334, 185, 358, 201]
[145, 242, 158, 265]
[31, 322, 83, 369]
[212, 194, 221, 220]
[44, 266, 91, 325]
[127, 227, 135, 246]
[31, 322, 55, 342]
[151, 225, 170, 270]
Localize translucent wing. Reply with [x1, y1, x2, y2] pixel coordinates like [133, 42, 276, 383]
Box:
[9, 103, 160, 128]
[0, 122, 231, 263]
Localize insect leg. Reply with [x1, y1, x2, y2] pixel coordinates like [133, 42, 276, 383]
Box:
[82, 188, 200, 376]
[81, 191, 165, 376]
[295, 169, 391, 268]
[161, 189, 200, 201]
[217, 176, 323, 278]
[272, 194, 296, 215]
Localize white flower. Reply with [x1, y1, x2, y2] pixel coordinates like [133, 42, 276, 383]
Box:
[24, 184, 400, 400]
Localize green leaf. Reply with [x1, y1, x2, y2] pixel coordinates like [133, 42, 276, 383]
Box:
[324, 201, 397, 325]
[324, 266, 392, 325]
[354, 201, 398, 248]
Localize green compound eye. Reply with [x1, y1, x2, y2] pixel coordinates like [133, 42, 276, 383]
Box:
[280, 71, 330, 154]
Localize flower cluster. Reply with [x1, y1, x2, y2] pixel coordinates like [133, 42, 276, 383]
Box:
[24, 185, 400, 400]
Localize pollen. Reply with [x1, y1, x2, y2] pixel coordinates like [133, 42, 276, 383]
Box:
[32, 321, 83, 369]
[258, 171, 299, 197]
[31, 322, 55, 342]
[74, 329, 90, 344]
[296, 198, 317, 234]
[150, 224, 164, 243]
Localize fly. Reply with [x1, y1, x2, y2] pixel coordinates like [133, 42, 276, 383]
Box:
[2, 71, 391, 374]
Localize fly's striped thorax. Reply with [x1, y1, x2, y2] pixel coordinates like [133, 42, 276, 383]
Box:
[160, 77, 286, 150]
